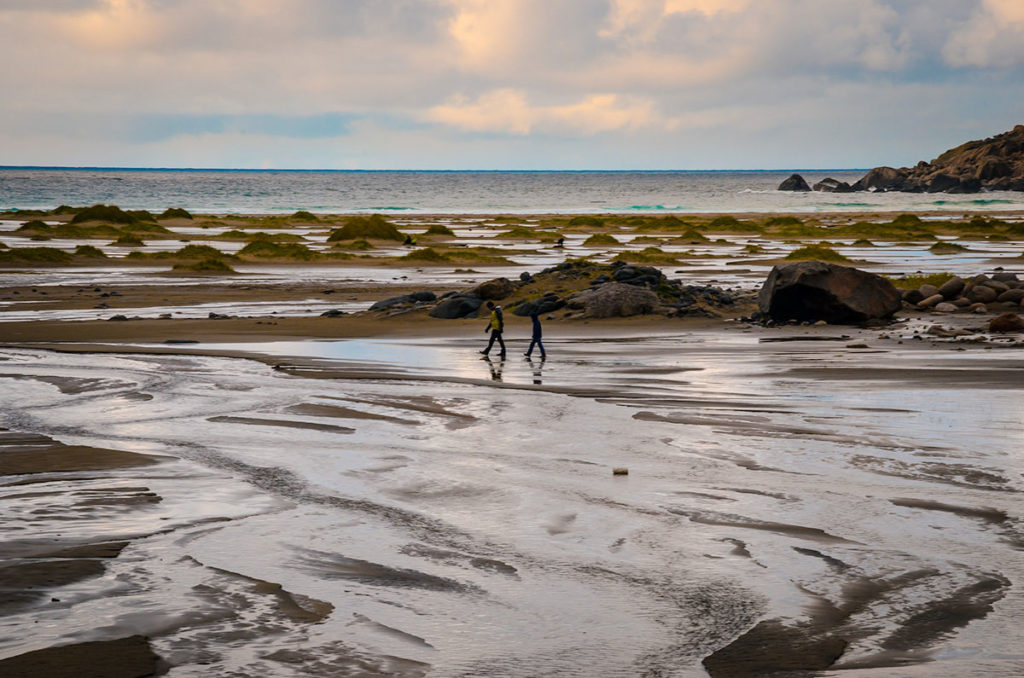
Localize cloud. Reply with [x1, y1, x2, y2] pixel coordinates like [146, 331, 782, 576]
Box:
[944, 0, 1024, 67]
[427, 89, 660, 135]
[0, 0, 1020, 168]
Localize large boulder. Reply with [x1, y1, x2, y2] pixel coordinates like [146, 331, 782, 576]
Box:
[758, 261, 902, 324]
[428, 294, 482, 319]
[778, 174, 811, 191]
[989, 312, 1024, 333]
[473, 277, 515, 300]
[567, 282, 664, 318]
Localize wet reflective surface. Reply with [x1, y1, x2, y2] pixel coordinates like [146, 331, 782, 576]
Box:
[2, 331, 1023, 676]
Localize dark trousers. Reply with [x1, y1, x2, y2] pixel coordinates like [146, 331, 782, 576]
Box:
[484, 330, 506, 355]
[526, 337, 545, 357]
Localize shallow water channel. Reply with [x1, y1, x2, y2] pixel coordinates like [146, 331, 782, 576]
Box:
[1, 331, 1023, 676]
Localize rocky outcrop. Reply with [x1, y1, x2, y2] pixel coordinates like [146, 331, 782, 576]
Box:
[852, 125, 1024, 193]
[567, 282, 665, 318]
[758, 261, 902, 324]
[778, 174, 811, 191]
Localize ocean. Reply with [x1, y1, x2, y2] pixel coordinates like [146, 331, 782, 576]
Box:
[2, 167, 1023, 215]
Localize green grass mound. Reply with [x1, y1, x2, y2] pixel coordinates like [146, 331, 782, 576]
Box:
[832, 221, 935, 240]
[583, 233, 619, 246]
[71, 204, 137, 224]
[676, 228, 709, 242]
[122, 221, 173, 235]
[215, 230, 303, 242]
[851, 239, 874, 246]
[424, 224, 456, 236]
[335, 239, 374, 250]
[160, 207, 193, 220]
[51, 205, 82, 215]
[173, 258, 236, 273]
[886, 273, 955, 289]
[237, 241, 318, 260]
[327, 215, 403, 242]
[401, 247, 451, 262]
[743, 244, 765, 254]
[112, 234, 145, 246]
[18, 220, 49, 231]
[126, 210, 157, 222]
[0, 247, 73, 265]
[929, 241, 968, 254]
[628, 247, 679, 264]
[0, 241, 6, 249]
[704, 216, 764, 233]
[175, 244, 228, 259]
[890, 214, 923, 227]
[495, 226, 563, 242]
[292, 210, 319, 221]
[491, 216, 526, 224]
[785, 245, 851, 262]
[765, 216, 803, 227]
[631, 215, 689, 232]
[567, 215, 605, 228]
[74, 245, 107, 258]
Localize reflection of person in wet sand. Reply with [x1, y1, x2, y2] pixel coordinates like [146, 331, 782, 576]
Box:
[525, 356, 543, 384]
[480, 300, 506, 357]
[482, 355, 505, 381]
[524, 311, 546, 359]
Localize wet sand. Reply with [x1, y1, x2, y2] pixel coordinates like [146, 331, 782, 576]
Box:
[2, 211, 1024, 676]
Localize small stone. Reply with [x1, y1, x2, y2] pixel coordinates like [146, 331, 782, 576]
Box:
[108, 314, 128, 321]
[612, 467, 629, 476]
[934, 302, 958, 313]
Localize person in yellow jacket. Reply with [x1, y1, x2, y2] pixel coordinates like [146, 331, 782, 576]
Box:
[479, 300, 506, 357]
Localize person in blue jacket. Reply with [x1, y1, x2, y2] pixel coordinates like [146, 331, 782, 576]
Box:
[524, 311, 546, 359]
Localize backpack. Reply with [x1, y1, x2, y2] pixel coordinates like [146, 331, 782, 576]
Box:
[494, 306, 504, 331]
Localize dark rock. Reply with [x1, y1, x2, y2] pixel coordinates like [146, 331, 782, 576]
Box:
[918, 294, 944, 309]
[758, 261, 902, 324]
[778, 174, 812, 191]
[409, 290, 437, 302]
[208, 312, 229, 319]
[901, 289, 924, 305]
[519, 271, 534, 283]
[812, 178, 854, 193]
[851, 166, 906, 192]
[938, 277, 966, 299]
[997, 288, 1024, 303]
[513, 296, 566, 316]
[990, 312, 1024, 333]
[429, 294, 482, 319]
[320, 309, 346, 317]
[473, 277, 515, 300]
[991, 272, 1020, 283]
[702, 619, 847, 677]
[108, 314, 128, 321]
[369, 294, 413, 311]
[919, 284, 940, 299]
[966, 285, 998, 304]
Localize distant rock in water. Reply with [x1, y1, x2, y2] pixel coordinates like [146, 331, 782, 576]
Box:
[778, 174, 811, 191]
[852, 124, 1024, 193]
[812, 177, 854, 193]
[759, 261, 902, 324]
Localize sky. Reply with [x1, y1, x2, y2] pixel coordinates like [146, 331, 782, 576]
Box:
[0, 0, 1022, 170]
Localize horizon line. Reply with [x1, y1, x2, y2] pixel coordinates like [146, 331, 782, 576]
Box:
[0, 165, 869, 173]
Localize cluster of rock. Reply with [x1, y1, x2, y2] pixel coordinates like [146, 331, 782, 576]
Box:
[365, 260, 746, 320]
[779, 125, 1024, 194]
[901, 272, 1024, 314]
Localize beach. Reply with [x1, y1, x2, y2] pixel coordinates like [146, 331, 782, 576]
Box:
[2, 208, 1024, 676]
